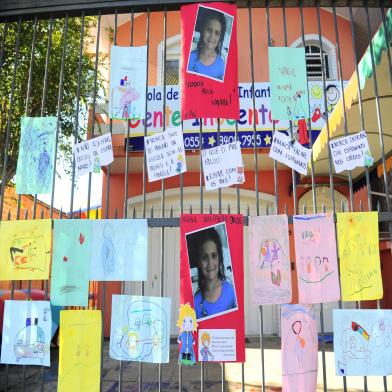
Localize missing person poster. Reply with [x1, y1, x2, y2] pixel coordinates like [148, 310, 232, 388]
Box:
[180, 214, 245, 362]
[181, 3, 239, 121]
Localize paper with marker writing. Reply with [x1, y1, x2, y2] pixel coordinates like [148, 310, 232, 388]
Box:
[73, 133, 114, 177]
[110, 295, 171, 363]
[281, 304, 318, 392]
[268, 47, 309, 121]
[202, 141, 244, 191]
[16, 117, 57, 195]
[181, 2, 239, 120]
[0, 300, 51, 366]
[293, 214, 340, 304]
[90, 219, 148, 281]
[329, 131, 373, 173]
[249, 215, 292, 305]
[269, 131, 311, 175]
[337, 212, 383, 301]
[57, 310, 101, 392]
[0, 219, 52, 281]
[333, 309, 392, 376]
[145, 129, 187, 182]
[109, 45, 147, 120]
[51, 220, 91, 306]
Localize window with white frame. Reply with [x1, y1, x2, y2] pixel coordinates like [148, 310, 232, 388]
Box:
[157, 35, 181, 85]
[291, 35, 337, 80]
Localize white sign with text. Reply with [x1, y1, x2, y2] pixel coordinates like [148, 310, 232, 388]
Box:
[202, 141, 245, 191]
[269, 131, 311, 175]
[329, 131, 373, 173]
[74, 133, 114, 176]
[145, 129, 187, 182]
[198, 329, 236, 362]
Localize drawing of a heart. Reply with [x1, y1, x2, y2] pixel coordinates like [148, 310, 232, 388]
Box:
[63, 256, 68, 262]
[79, 233, 85, 245]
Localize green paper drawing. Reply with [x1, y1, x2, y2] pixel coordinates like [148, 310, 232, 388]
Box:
[50, 220, 92, 307]
[268, 47, 310, 121]
[16, 117, 57, 195]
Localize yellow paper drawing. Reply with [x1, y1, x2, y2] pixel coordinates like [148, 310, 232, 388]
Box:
[0, 219, 52, 280]
[58, 310, 102, 392]
[337, 212, 383, 301]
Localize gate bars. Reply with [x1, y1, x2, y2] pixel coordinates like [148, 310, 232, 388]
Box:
[0, 1, 392, 391]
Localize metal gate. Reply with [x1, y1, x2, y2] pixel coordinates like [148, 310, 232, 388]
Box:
[0, 1, 392, 391]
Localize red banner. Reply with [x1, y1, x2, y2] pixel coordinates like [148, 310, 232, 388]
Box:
[180, 2, 239, 121]
[180, 214, 245, 362]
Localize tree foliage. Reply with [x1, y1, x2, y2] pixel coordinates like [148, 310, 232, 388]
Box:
[0, 16, 103, 187]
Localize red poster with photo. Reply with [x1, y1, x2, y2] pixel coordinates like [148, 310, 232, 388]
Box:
[180, 3, 239, 121]
[180, 214, 245, 362]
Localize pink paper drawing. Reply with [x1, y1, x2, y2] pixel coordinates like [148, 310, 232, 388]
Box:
[293, 213, 340, 304]
[281, 304, 318, 392]
[249, 215, 292, 305]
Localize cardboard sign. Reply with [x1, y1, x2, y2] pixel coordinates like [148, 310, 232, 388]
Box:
[333, 309, 392, 376]
[281, 304, 318, 392]
[337, 212, 383, 301]
[74, 133, 113, 176]
[198, 329, 236, 362]
[268, 47, 310, 121]
[181, 3, 239, 120]
[269, 131, 311, 175]
[110, 295, 171, 363]
[145, 129, 187, 182]
[249, 215, 292, 305]
[202, 141, 244, 191]
[109, 45, 147, 120]
[16, 117, 57, 195]
[180, 214, 245, 362]
[329, 131, 373, 173]
[293, 214, 340, 304]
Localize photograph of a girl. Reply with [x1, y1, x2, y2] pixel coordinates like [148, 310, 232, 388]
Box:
[186, 223, 238, 320]
[187, 6, 234, 82]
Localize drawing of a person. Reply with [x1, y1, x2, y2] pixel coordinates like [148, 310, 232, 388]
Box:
[101, 223, 117, 275]
[200, 332, 214, 361]
[292, 320, 306, 369]
[177, 303, 198, 365]
[259, 240, 281, 286]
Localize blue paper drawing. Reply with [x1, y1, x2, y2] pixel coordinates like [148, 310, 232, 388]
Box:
[0, 300, 51, 366]
[16, 117, 57, 195]
[110, 295, 171, 363]
[90, 219, 148, 281]
[333, 309, 392, 376]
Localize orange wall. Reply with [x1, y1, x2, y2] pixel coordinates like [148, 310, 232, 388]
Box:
[116, 8, 355, 85]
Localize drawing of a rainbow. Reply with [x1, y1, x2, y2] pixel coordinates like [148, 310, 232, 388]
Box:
[352, 321, 370, 340]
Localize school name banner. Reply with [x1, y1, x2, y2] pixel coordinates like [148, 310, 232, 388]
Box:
[108, 81, 345, 151]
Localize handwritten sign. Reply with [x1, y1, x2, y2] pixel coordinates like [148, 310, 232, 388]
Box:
[202, 141, 244, 191]
[145, 129, 187, 182]
[268, 47, 310, 121]
[333, 309, 392, 376]
[73, 133, 114, 176]
[109, 45, 147, 120]
[269, 131, 311, 175]
[329, 131, 373, 173]
[293, 214, 340, 304]
[336, 212, 383, 301]
[181, 3, 239, 120]
[198, 329, 236, 362]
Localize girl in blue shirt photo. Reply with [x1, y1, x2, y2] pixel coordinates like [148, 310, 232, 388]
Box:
[186, 225, 237, 320]
[187, 7, 228, 81]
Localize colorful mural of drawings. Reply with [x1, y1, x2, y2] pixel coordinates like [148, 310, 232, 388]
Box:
[90, 219, 148, 281]
[57, 310, 101, 392]
[110, 295, 171, 363]
[16, 117, 57, 195]
[0, 300, 51, 366]
[333, 309, 392, 376]
[0, 219, 52, 281]
[249, 215, 292, 305]
[281, 304, 318, 392]
[293, 214, 340, 304]
[51, 220, 92, 306]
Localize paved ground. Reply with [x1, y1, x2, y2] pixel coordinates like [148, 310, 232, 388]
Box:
[1, 337, 391, 391]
